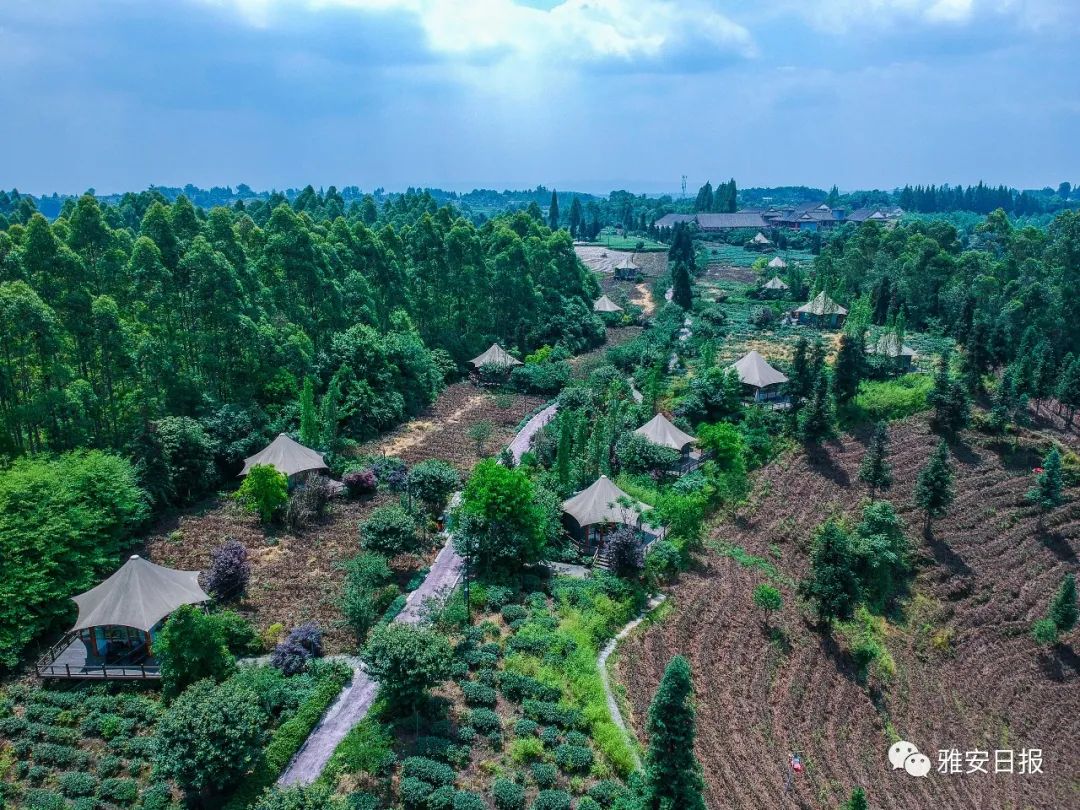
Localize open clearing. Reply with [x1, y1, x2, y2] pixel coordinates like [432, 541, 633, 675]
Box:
[615, 418, 1079, 809]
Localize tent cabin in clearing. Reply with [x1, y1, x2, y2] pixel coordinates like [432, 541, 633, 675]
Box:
[613, 255, 639, 280]
[768, 256, 787, 269]
[561, 475, 659, 561]
[634, 412, 701, 473]
[792, 291, 848, 328]
[593, 294, 624, 313]
[241, 432, 328, 483]
[468, 342, 522, 370]
[761, 275, 789, 297]
[868, 333, 918, 372]
[731, 350, 790, 404]
[750, 232, 772, 250]
[36, 556, 209, 680]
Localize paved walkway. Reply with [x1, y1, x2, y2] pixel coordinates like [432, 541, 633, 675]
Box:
[278, 403, 552, 786]
[597, 594, 667, 770]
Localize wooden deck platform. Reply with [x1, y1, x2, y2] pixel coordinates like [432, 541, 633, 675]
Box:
[36, 635, 161, 680]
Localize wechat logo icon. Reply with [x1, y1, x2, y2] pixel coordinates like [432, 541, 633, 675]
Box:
[889, 741, 931, 777]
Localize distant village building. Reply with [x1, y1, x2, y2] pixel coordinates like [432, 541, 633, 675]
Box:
[793, 291, 848, 329]
[37, 555, 209, 680]
[593, 295, 624, 313]
[731, 350, 789, 403]
[654, 203, 902, 233]
[761, 276, 789, 298]
[242, 433, 329, 481]
[768, 256, 787, 269]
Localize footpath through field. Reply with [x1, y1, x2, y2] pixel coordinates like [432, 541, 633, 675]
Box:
[277, 399, 560, 786]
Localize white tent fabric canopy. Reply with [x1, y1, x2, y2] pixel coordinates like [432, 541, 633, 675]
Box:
[752, 232, 771, 244]
[763, 276, 789, 290]
[634, 413, 696, 451]
[768, 256, 787, 268]
[614, 256, 638, 270]
[593, 295, 624, 313]
[241, 433, 328, 477]
[469, 343, 522, 368]
[561, 475, 651, 528]
[869, 334, 917, 358]
[71, 556, 209, 633]
[731, 350, 789, 389]
[795, 291, 847, 316]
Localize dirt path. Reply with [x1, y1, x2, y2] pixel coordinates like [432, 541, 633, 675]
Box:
[632, 283, 656, 316]
[597, 594, 667, 770]
[377, 395, 485, 458]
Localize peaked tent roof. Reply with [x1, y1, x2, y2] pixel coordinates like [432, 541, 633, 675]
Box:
[869, 334, 917, 358]
[593, 295, 624, 313]
[613, 256, 639, 270]
[795, 291, 848, 316]
[469, 343, 523, 369]
[72, 556, 209, 632]
[634, 413, 696, 451]
[561, 475, 651, 528]
[731, 350, 790, 389]
[241, 433, 328, 477]
[751, 232, 771, 244]
[768, 256, 787, 268]
[763, 276, 789, 290]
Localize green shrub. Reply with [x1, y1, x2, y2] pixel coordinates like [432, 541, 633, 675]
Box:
[468, 708, 501, 734]
[501, 604, 528, 623]
[461, 682, 497, 707]
[501, 674, 560, 703]
[530, 762, 558, 788]
[57, 771, 97, 798]
[513, 718, 538, 737]
[457, 725, 477, 743]
[0, 716, 27, 737]
[97, 754, 123, 777]
[22, 789, 66, 810]
[530, 789, 571, 810]
[509, 736, 545, 764]
[577, 799, 602, 810]
[452, 792, 486, 810]
[402, 756, 456, 787]
[522, 700, 580, 729]
[554, 743, 593, 773]
[492, 778, 526, 810]
[485, 586, 515, 611]
[27, 764, 50, 784]
[324, 718, 395, 779]
[426, 785, 457, 810]
[235, 464, 288, 522]
[99, 777, 139, 806]
[139, 782, 175, 810]
[539, 727, 560, 747]
[360, 504, 419, 555]
[31, 742, 81, 767]
[399, 777, 433, 810]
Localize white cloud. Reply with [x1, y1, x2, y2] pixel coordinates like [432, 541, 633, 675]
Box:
[198, 0, 755, 64]
[784, 0, 1070, 33]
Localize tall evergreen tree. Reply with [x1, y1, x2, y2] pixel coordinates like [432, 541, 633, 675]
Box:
[799, 518, 861, 625]
[548, 190, 560, 230]
[858, 422, 892, 501]
[929, 351, 970, 438]
[914, 440, 955, 534]
[694, 181, 713, 213]
[643, 655, 706, 810]
[799, 373, 836, 445]
[568, 196, 583, 239]
[833, 333, 865, 404]
[843, 788, 868, 810]
[1027, 447, 1064, 525]
[1056, 354, 1080, 427]
[672, 261, 693, 310]
[1048, 573, 1077, 635]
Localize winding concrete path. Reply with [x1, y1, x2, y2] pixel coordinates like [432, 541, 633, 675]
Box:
[277, 404, 554, 786]
[597, 594, 667, 770]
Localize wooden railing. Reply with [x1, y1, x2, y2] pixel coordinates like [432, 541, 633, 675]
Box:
[35, 633, 161, 681]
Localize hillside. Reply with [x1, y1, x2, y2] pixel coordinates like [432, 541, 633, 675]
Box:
[614, 418, 1079, 809]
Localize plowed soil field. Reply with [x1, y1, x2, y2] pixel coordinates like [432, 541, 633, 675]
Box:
[615, 418, 1079, 809]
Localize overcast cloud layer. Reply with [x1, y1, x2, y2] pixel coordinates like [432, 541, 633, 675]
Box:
[1, 0, 1076, 194]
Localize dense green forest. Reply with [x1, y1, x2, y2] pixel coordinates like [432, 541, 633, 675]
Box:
[0, 189, 603, 464]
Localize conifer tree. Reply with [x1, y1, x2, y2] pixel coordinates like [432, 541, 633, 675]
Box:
[548, 190, 559, 230]
[799, 373, 836, 445]
[1027, 447, 1064, 516]
[833, 333, 865, 404]
[799, 519, 861, 625]
[568, 196, 583, 239]
[1048, 573, 1077, 635]
[672, 261, 693, 310]
[787, 336, 816, 410]
[643, 655, 706, 810]
[843, 788, 868, 810]
[929, 351, 970, 438]
[1056, 353, 1080, 427]
[914, 440, 955, 534]
[858, 422, 892, 501]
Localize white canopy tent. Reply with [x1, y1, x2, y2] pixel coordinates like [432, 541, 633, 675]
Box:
[731, 350, 789, 389]
[71, 556, 209, 633]
[634, 413, 696, 452]
[468, 343, 522, 369]
[241, 433, 328, 478]
[561, 475, 651, 529]
[594, 295, 624, 313]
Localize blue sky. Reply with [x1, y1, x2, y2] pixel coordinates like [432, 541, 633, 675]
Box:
[1, 0, 1076, 195]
